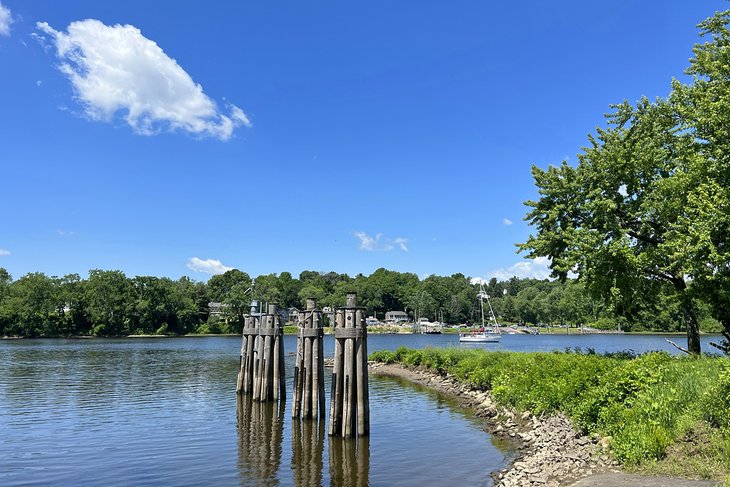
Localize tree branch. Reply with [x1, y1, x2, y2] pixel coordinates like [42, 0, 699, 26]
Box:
[665, 338, 691, 355]
[626, 229, 663, 246]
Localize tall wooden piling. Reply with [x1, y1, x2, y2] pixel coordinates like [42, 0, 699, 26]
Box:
[251, 303, 285, 402]
[293, 298, 326, 420]
[328, 292, 369, 437]
[236, 301, 261, 395]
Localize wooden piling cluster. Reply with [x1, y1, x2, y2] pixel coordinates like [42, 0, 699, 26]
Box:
[236, 301, 261, 395]
[328, 292, 370, 438]
[236, 302, 286, 402]
[292, 298, 326, 420]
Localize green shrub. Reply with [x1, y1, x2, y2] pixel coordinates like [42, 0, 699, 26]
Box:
[704, 359, 730, 430]
[573, 352, 671, 433]
[369, 350, 395, 363]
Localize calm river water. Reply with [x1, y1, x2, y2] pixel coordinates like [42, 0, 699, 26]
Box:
[0, 333, 720, 486]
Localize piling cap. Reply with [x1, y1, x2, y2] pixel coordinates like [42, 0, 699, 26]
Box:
[306, 298, 317, 310]
[346, 292, 357, 307]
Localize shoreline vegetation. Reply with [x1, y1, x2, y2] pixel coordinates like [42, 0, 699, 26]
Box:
[369, 347, 730, 486]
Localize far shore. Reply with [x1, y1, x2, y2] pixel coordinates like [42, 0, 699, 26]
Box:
[1, 330, 716, 340]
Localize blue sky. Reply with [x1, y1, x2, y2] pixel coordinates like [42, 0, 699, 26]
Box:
[0, 1, 726, 282]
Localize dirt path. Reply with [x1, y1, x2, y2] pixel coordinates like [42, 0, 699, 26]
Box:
[568, 473, 720, 486]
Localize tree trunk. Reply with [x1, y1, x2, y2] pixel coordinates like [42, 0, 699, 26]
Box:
[675, 281, 701, 355]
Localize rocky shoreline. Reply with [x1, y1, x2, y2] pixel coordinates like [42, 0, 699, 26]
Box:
[369, 361, 620, 487]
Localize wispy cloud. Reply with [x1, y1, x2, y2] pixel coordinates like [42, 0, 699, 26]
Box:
[0, 2, 12, 37]
[36, 19, 251, 140]
[0, 249, 10, 256]
[57, 229, 75, 237]
[502, 218, 513, 226]
[393, 237, 409, 252]
[483, 256, 552, 281]
[187, 257, 232, 275]
[354, 232, 408, 252]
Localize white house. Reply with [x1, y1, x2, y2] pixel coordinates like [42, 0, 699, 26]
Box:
[384, 310, 409, 323]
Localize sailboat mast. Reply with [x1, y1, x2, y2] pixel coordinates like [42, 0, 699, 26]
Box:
[480, 295, 485, 328]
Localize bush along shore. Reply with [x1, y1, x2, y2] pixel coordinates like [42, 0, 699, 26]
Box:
[369, 348, 730, 486]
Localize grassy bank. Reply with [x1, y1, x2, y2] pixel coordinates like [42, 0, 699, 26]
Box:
[370, 347, 730, 481]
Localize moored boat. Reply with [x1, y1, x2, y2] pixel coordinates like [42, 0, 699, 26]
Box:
[459, 284, 501, 343]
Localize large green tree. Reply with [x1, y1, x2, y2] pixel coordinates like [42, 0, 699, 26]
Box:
[3, 272, 61, 336]
[670, 9, 730, 352]
[520, 98, 703, 352]
[520, 7, 730, 354]
[84, 270, 134, 335]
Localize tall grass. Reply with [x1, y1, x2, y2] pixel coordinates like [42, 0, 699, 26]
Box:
[370, 347, 730, 476]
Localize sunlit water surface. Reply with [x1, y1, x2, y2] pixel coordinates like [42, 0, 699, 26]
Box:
[1, 333, 718, 486]
[1, 336, 517, 486]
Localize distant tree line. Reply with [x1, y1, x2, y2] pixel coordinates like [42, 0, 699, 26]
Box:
[0, 266, 721, 338]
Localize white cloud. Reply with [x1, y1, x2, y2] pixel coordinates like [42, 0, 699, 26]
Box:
[484, 256, 552, 281]
[57, 229, 75, 237]
[354, 232, 408, 252]
[0, 2, 12, 37]
[503, 218, 513, 226]
[469, 277, 487, 285]
[36, 19, 251, 140]
[0, 249, 10, 256]
[187, 257, 232, 275]
[393, 237, 409, 252]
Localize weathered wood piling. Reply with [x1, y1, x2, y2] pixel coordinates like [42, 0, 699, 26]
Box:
[253, 303, 286, 402]
[293, 298, 326, 420]
[237, 301, 285, 402]
[236, 300, 261, 395]
[328, 292, 370, 437]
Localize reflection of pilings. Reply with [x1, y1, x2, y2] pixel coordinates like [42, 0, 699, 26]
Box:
[253, 304, 286, 402]
[237, 301, 261, 394]
[293, 298, 325, 420]
[291, 417, 325, 487]
[236, 394, 284, 487]
[328, 436, 370, 487]
[328, 292, 369, 437]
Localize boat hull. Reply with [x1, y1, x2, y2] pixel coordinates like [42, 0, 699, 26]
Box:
[459, 333, 501, 343]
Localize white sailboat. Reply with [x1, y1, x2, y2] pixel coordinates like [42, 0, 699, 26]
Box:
[459, 284, 501, 343]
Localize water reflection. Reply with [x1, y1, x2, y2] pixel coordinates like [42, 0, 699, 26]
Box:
[291, 421, 325, 487]
[236, 395, 284, 487]
[329, 437, 370, 487]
